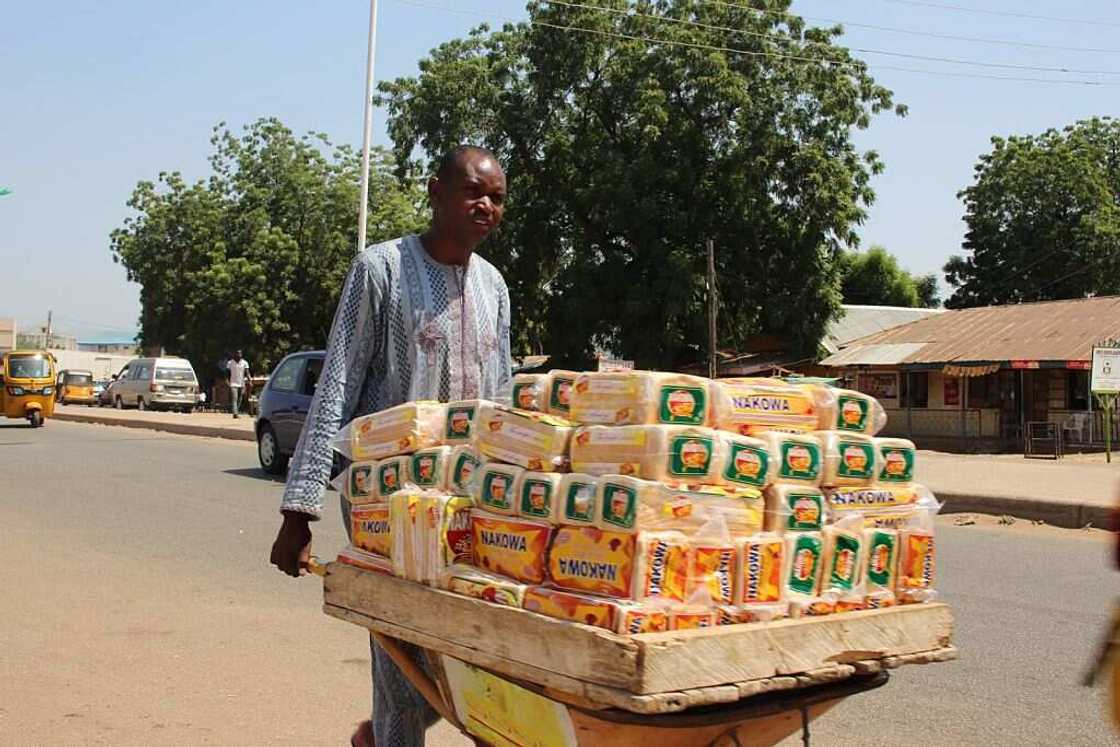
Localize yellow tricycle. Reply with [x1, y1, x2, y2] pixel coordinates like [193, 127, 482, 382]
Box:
[0, 350, 58, 427]
[56, 368, 96, 406]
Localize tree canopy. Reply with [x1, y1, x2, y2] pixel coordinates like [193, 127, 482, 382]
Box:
[111, 118, 426, 379]
[839, 246, 939, 308]
[944, 117, 1120, 309]
[379, 0, 903, 368]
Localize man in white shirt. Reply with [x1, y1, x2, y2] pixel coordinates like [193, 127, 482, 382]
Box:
[227, 350, 250, 418]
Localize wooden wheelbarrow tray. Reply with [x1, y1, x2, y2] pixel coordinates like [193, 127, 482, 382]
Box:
[321, 563, 956, 745]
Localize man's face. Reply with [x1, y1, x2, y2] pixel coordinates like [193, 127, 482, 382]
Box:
[236, 351, 242, 360]
[430, 153, 507, 247]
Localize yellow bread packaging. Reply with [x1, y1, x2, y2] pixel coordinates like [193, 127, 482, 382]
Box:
[471, 510, 552, 584]
[595, 474, 666, 533]
[337, 547, 394, 575]
[783, 531, 824, 600]
[410, 445, 452, 491]
[899, 588, 939, 605]
[863, 528, 899, 592]
[557, 473, 600, 527]
[425, 494, 475, 578]
[764, 431, 823, 487]
[876, 437, 917, 485]
[712, 378, 836, 436]
[545, 370, 579, 417]
[670, 605, 718, 630]
[511, 374, 548, 412]
[517, 471, 564, 523]
[688, 541, 737, 606]
[347, 461, 377, 504]
[474, 462, 524, 516]
[789, 596, 837, 618]
[735, 533, 784, 604]
[657, 485, 766, 537]
[615, 604, 670, 634]
[389, 492, 425, 581]
[547, 526, 637, 598]
[447, 445, 485, 495]
[569, 371, 714, 426]
[817, 431, 880, 488]
[824, 484, 935, 526]
[633, 530, 691, 602]
[476, 403, 572, 472]
[350, 501, 392, 558]
[765, 485, 826, 532]
[737, 602, 789, 624]
[372, 456, 410, 499]
[822, 524, 865, 596]
[831, 389, 887, 435]
[348, 402, 445, 460]
[440, 564, 528, 608]
[865, 589, 898, 609]
[443, 400, 486, 445]
[898, 529, 936, 591]
[719, 433, 774, 490]
[522, 587, 622, 631]
[570, 425, 727, 484]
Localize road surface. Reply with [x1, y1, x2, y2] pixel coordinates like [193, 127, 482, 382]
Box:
[1, 420, 1116, 745]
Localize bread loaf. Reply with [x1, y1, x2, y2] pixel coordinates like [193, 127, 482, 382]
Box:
[443, 400, 486, 444]
[547, 526, 637, 598]
[876, 437, 917, 484]
[817, 431, 879, 488]
[517, 471, 564, 523]
[350, 401, 445, 460]
[473, 462, 524, 516]
[569, 371, 712, 426]
[712, 378, 835, 436]
[511, 374, 548, 411]
[470, 510, 552, 584]
[410, 445, 452, 491]
[476, 403, 572, 472]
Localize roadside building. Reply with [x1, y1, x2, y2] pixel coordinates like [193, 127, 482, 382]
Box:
[0, 318, 16, 352]
[820, 296, 1120, 451]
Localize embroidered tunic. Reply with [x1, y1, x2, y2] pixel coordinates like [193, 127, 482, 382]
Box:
[281, 235, 513, 518]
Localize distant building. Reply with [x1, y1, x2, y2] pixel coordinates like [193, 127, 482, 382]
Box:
[78, 339, 138, 355]
[17, 322, 77, 351]
[0, 318, 15, 352]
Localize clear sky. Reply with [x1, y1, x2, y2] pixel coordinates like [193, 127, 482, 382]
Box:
[2, 0, 1118, 339]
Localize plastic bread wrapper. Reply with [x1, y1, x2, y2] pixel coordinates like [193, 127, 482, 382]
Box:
[447, 445, 486, 496]
[782, 531, 825, 602]
[712, 377, 837, 437]
[821, 515, 868, 609]
[350, 500, 393, 558]
[735, 532, 784, 605]
[788, 593, 839, 619]
[594, 474, 666, 533]
[652, 484, 766, 538]
[615, 601, 671, 634]
[522, 586, 625, 631]
[823, 483, 939, 528]
[409, 445, 453, 492]
[517, 471, 565, 523]
[816, 431, 881, 489]
[389, 489, 426, 582]
[342, 461, 377, 505]
[546, 525, 637, 599]
[475, 402, 573, 472]
[372, 456, 411, 499]
[669, 604, 719, 630]
[472, 462, 524, 516]
[442, 400, 489, 445]
[422, 494, 475, 584]
[568, 371, 713, 427]
[632, 530, 691, 602]
[719, 432, 775, 490]
[717, 602, 789, 625]
[570, 424, 733, 487]
[865, 589, 898, 609]
[683, 509, 737, 606]
[765, 485, 826, 533]
[557, 473, 600, 527]
[439, 564, 529, 608]
[897, 521, 937, 598]
[511, 374, 549, 412]
[332, 401, 446, 461]
[470, 509, 553, 584]
[762, 431, 824, 488]
[337, 547, 394, 575]
[545, 370, 579, 417]
[874, 437, 917, 485]
[830, 388, 887, 436]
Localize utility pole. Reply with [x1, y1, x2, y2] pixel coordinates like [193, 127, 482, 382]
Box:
[707, 238, 717, 379]
[356, 0, 380, 254]
[45, 309, 53, 350]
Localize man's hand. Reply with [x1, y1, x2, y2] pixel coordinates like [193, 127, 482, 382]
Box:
[271, 510, 313, 577]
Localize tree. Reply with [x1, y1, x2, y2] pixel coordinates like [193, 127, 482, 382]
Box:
[838, 246, 939, 308]
[111, 118, 426, 379]
[944, 117, 1120, 309]
[378, 1, 904, 368]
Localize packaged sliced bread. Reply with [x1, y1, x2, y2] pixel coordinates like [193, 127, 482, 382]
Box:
[712, 378, 836, 436]
[547, 525, 637, 599]
[447, 445, 485, 495]
[410, 445, 453, 491]
[517, 471, 564, 523]
[765, 431, 824, 487]
[473, 462, 524, 516]
[350, 501, 392, 558]
[475, 403, 572, 472]
[570, 424, 727, 484]
[817, 431, 879, 488]
[523, 587, 623, 631]
[440, 564, 528, 607]
[347, 461, 377, 505]
[735, 533, 784, 604]
[765, 485, 826, 532]
[569, 371, 713, 426]
[470, 510, 552, 584]
[511, 374, 548, 412]
[343, 402, 445, 460]
[831, 389, 887, 435]
[374, 456, 410, 499]
[876, 437, 917, 484]
[557, 473, 599, 526]
[633, 530, 691, 602]
[443, 400, 486, 445]
[545, 370, 579, 417]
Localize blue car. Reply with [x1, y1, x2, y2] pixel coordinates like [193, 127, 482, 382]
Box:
[255, 350, 326, 475]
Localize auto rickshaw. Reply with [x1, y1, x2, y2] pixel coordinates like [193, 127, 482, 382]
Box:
[56, 368, 96, 406]
[0, 350, 58, 427]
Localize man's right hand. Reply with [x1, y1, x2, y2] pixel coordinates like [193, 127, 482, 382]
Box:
[271, 510, 313, 577]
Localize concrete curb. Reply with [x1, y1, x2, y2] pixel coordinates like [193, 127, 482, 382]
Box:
[939, 492, 1113, 531]
[52, 411, 255, 442]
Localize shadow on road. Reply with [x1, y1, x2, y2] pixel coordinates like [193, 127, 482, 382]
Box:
[223, 467, 285, 483]
[0, 423, 33, 429]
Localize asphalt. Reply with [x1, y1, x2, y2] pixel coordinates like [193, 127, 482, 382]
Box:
[2, 419, 1119, 745]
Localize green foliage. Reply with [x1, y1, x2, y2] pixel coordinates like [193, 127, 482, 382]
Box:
[838, 245, 939, 308]
[945, 117, 1120, 309]
[111, 118, 426, 379]
[378, 0, 902, 368]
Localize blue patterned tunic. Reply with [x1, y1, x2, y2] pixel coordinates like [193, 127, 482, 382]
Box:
[281, 235, 513, 518]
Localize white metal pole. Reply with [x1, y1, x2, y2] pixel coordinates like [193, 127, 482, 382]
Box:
[356, 0, 379, 253]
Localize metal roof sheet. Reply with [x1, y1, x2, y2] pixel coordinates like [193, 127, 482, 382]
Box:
[820, 343, 928, 367]
[823, 305, 943, 355]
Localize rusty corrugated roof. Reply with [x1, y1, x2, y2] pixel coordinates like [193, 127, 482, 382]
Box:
[821, 296, 1120, 366]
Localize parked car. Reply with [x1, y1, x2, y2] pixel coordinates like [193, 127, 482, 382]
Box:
[255, 350, 326, 475]
[110, 356, 199, 413]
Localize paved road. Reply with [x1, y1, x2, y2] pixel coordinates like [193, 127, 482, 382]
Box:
[2, 420, 1117, 745]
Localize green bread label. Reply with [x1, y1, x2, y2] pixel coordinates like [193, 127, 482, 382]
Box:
[445, 405, 476, 440]
[520, 478, 554, 518]
[837, 441, 876, 479]
[836, 395, 869, 432]
[451, 453, 480, 493]
[778, 441, 821, 480]
[563, 481, 596, 522]
[786, 492, 824, 530]
[378, 463, 400, 495]
[669, 435, 714, 476]
[481, 471, 514, 511]
[866, 531, 897, 587]
[659, 386, 707, 425]
[512, 382, 538, 410]
[411, 452, 442, 487]
[879, 447, 915, 483]
[549, 377, 573, 413]
[724, 442, 770, 487]
[599, 482, 637, 530]
[828, 534, 862, 590]
[350, 465, 373, 499]
[787, 534, 823, 595]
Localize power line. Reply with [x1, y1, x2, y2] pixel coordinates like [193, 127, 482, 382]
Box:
[544, 0, 1120, 76]
[878, 0, 1120, 28]
[390, 0, 1120, 87]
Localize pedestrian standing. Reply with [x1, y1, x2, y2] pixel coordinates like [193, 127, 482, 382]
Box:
[270, 145, 512, 747]
[227, 350, 250, 419]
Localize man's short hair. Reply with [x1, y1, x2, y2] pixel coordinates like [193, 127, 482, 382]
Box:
[435, 145, 499, 181]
